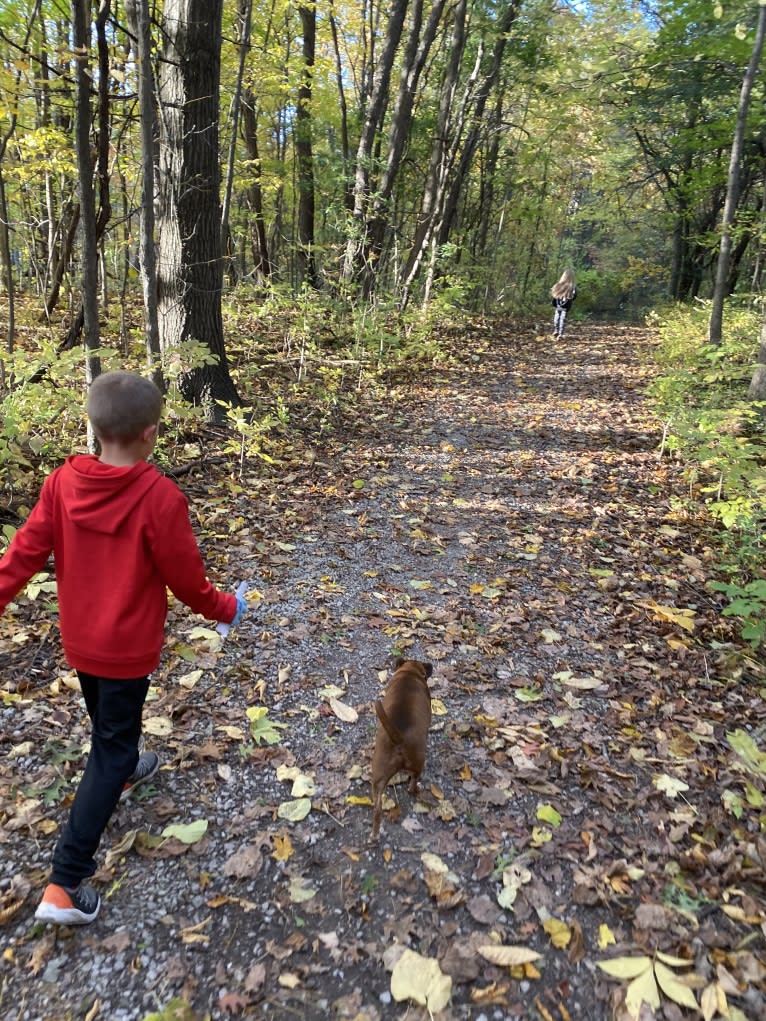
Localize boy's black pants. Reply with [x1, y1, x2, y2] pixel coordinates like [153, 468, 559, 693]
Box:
[50, 671, 150, 888]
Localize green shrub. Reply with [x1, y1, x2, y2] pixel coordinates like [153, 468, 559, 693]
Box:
[648, 300, 766, 646]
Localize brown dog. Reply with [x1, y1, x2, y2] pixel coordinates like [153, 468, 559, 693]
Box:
[370, 658, 433, 840]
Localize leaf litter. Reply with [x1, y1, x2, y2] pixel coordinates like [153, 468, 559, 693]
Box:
[0, 323, 764, 1020]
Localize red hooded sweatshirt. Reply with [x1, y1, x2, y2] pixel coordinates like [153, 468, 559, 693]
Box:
[0, 455, 237, 677]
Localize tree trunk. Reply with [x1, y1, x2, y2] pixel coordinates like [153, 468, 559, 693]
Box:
[709, 3, 766, 346]
[0, 168, 14, 352]
[436, 1, 520, 255]
[341, 0, 410, 283]
[125, 0, 162, 388]
[296, 1, 318, 287]
[399, 0, 467, 300]
[71, 0, 101, 389]
[157, 0, 239, 416]
[328, 10, 351, 210]
[241, 90, 273, 282]
[361, 0, 446, 294]
[747, 302, 766, 401]
[221, 0, 253, 273]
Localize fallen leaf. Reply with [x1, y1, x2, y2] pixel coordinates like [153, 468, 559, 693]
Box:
[161, 819, 209, 845]
[652, 773, 689, 798]
[543, 918, 572, 949]
[390, 948, 452, 1012]
[328, 697, 358, 723]
[478, 945, 543, 967]
[277, 798, 312, 822]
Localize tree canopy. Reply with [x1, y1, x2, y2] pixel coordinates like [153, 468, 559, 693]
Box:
[0, 0, 762, 345]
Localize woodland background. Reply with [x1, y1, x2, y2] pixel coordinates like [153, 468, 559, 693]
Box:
[0, 4, 765, 682]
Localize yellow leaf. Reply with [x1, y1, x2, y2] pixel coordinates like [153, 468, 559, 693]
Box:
[543, 918, 571, 949]
[536, 804, 562, 827]
[478, 945, 543, 967]
[530, 826, 552, 846]
[598, 924, 616, 949]
[347, 794, 373, 805]
[143, 715, 173, 737]
[276, 798, 312, 822]
[288, 877, 316, 903]
[701, 982, 725, 1021]
[625, 967, 661, 1015]
[178, 669, 203, 690]
[653, 773, 690, 798]
[161, 819, 208, 844]
[431, 698, 448, 716]
[278, 972, 300, 989]
[272, 834, 294, 862]
[328, 697, 358, 723]
[290, 773, 316, 798]
[597, 956, 653, 979]
[654, 961, 699, 1011]
[637, 600, 696, 632]
[539, 628, 562, 643]
[655, 951, 693, 967]
[390, 949, 452, 1012]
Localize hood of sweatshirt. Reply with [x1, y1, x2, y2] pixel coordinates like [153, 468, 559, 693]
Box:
[58, 455, 163, 535]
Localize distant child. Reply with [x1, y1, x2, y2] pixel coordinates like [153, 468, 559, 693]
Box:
[0, 371, 246, 925]
[550, 269, 577, 338]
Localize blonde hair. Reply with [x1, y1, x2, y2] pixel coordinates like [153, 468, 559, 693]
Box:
[551, 269, 576, 300]
[87, 371, 163, 442]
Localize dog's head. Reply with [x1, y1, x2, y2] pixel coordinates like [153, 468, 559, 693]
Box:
[393, 658, 433, 683]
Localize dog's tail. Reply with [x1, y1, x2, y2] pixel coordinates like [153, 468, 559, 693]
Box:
[375, 701, 405, 746]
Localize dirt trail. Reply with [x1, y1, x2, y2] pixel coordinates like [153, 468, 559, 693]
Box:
[1, 323, 764, 1021]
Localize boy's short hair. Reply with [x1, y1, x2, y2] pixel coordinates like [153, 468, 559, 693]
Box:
[87, 371, 163, 442]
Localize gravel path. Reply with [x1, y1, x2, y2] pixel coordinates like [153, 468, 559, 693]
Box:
[1, 323, 764, 1021]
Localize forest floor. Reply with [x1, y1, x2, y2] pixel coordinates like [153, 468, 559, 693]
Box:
[1, 322, 765, 1021]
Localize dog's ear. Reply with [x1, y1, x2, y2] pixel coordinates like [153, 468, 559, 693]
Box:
[423, 662, 433, 679]
[393, 657, 406, 670]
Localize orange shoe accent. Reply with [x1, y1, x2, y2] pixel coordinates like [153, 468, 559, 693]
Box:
[40, 884, 73, 909]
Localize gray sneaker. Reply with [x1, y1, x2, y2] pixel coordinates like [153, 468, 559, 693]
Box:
[35, 882, 101, 925]
[120, 751, 160, 801]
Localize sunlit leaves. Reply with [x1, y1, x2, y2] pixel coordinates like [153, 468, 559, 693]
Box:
[390, 949, 452, 1012]
[598, 952, 701, 1018]
[246, 706, 286, 745]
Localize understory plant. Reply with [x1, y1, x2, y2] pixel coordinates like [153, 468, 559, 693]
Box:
[648, 300, 766, 647]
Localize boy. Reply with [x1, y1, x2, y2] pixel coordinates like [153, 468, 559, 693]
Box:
[0, 371, 246, 924]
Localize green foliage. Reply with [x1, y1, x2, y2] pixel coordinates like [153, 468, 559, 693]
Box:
[649, 301, 766, 646]
[0, 344, 89, 499]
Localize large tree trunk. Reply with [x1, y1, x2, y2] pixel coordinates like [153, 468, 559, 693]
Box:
[296, 1, 318, 287]
[156, 0, 239, 416]
[709, 3, 766, 346]
[125, 0, 162, 388]
[71, 0, 101, 390]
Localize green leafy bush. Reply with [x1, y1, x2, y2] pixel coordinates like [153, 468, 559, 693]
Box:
[648, 301, 766, 646]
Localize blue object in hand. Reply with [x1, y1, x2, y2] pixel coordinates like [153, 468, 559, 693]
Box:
[217, 581, 248, 637]
[231, 593, 248, 628]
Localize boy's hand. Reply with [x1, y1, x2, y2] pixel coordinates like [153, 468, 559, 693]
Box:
[217, 580, 248, 637]
[231, 593, 248, 628]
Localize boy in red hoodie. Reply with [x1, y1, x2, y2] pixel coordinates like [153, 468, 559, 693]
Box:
[0, 371, 246, 924]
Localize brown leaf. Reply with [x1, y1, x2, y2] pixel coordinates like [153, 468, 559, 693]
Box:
[219, 991, 250, 1015]
[223, 845, 264, 880]
[466, 894, 501, 926]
